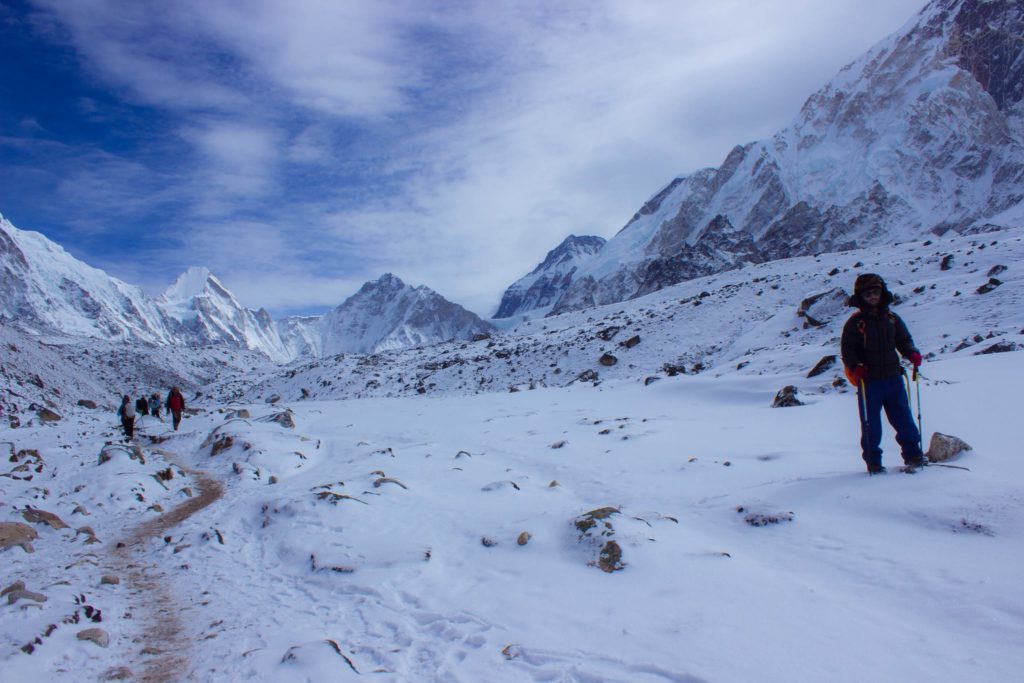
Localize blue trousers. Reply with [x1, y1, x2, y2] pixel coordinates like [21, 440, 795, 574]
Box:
[857, 375, 922, 467]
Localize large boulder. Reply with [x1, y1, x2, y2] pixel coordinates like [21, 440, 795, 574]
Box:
[926, 432, 973, 463]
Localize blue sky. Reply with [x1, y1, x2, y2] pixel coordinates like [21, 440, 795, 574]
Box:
[0, 0, 925, 317]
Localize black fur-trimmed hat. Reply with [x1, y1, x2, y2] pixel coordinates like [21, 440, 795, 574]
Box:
[848, 272, 892, 307]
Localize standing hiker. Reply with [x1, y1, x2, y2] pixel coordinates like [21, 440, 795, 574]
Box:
[166, 386, 185, 431]
[135, 395, 150, 416]
[841, 273, 925, 474]
[117, 394, 136, 440]
[150, 392, 162, 420]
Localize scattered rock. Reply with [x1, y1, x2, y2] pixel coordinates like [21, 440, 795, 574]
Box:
[77, 628, 110, 648]
[643, 376, 661, 386]
[501, 644, 523, 660]
[986, 264, 1007, 277]
[22, 507, 69, 529]
[737, 507, 794, 527]
[1, 580, 26, 597]
[481, 536, 498, 547]
[571, 507, 625, 573]
[266, 395, 281, 404]
[100, 575, 120, 586]
[806, 355, 837, 378]
[974, 341, 1018, 355]
[620, 335, 641, 349]
[575, 369, 599, 383]
[210, 435, 235, 456]
[266, 410, 296, 429]
[101, 666, 133, 681]
[771, 386, 804, 408]
[548, 480, 559, 488]
[940, 254, 954, 270]
[227, 408, 251, 420]
[797, 288, 847, 327]
[598, 353, 618, 367]
[7, 588, 47, 605]
[517, 532, 531, 546]
[77, 399, 98, 409]
[549, 440, 568, 449]
[662, 364, 686, 376]
[976, 278, 1002, 294]
[37, 408, 62, 423]
[72, 504, 90, 516]
[596, 325, 621, 341]
[926, 432, 973, 463]
[597, 540, 623, 573]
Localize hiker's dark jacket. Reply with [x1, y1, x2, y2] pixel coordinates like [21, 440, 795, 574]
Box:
[841, 308, 918, 380]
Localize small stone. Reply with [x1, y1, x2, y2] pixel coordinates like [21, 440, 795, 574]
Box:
[481, 536, 497, 547]
[77, 627, 110, 648]
[101, 575, 120, 585]
[598, 353, 618, 367]
[77, 400, 98, 409]
[549, 440, 567, 449]
[548, 480, 559, 488]
[516, 532, 531, 546]
[37, 408, 62, 423]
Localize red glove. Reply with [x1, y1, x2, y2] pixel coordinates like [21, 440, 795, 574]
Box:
[847, 365, 866, 386]
[908, 352, 922, 368]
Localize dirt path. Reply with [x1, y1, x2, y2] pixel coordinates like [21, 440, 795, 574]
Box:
[106, 451, 224, 683]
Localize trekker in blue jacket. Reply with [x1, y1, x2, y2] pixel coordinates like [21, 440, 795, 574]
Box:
[841, 273, 925, 475]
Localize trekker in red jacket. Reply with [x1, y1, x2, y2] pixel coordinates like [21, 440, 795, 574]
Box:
[166, 387, 186, 431]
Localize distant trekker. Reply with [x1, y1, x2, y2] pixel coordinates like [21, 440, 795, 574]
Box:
[135, 395, 150, 416]
[841, 273, 925, 475]
[117, 394, 136, 440]
[150, 392, 162, 420]
[166, 386, 185, 431]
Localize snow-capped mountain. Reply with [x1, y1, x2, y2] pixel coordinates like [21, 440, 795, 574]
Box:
[320, 273, 495, 355]
[541, 0, 1024, 315]
[493, 235, 605, 319]
[0, 213, 176, 343]
[158, 267, 292, 363]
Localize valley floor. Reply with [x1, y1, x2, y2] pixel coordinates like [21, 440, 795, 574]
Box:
[2, 351, 1023, 682]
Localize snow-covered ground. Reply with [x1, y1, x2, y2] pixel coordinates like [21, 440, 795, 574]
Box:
[2, 346, 1022, 682]
[2, 227, 1022, 681]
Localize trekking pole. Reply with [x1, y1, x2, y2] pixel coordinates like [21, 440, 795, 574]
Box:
[913, 366, 924, 455]
[858, 379, 869, 430]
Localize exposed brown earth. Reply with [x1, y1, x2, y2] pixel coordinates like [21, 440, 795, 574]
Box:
[105, 450, 223, 683]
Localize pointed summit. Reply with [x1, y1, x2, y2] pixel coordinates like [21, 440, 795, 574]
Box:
[321, 274, 494, 354]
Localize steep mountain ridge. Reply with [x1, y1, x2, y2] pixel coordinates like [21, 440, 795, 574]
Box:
[494, 235, 606, 319]
[320, 273, 495, 355]
[534, 0, 1024, 316]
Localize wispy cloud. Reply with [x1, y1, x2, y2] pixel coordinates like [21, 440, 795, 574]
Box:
[10, 0, 927, 316]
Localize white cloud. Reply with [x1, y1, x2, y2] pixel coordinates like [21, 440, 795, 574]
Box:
[24, 0, 929, 317]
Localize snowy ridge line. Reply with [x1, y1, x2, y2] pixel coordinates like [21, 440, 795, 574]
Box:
[228, 227, 1023, 405]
